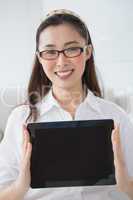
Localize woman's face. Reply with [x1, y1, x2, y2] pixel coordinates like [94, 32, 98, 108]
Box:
[37, 23, 92, 91]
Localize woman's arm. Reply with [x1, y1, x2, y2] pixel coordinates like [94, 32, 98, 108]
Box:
[0, 182, 25, 200]
[112, 124, 133, 200]
[0, 125, 32, 200]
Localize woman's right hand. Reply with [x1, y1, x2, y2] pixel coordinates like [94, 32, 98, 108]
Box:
[14, 124, 32, 197]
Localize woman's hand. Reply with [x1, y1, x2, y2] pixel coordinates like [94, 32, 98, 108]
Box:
[14, 124, 32, 198]
[112, 124, 133, 199]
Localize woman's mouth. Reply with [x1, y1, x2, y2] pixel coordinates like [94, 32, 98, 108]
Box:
[55, 69, 74, 79]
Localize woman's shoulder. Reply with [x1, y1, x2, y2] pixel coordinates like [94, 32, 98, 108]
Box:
[87, 89, 127, 117]
[8, 104, 30, 123]
[97, 95, 126, 112]
[93, 95, 133, 129]
[88, 90, 125, 113]
[95, 94, 130, 120]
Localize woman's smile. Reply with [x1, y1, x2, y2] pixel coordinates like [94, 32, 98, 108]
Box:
[55, 69, 74, 80]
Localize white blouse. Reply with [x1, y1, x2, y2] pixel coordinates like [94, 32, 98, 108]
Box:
[0, 89, 132, 200]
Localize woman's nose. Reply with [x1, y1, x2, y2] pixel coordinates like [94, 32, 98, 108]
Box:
[56, 52, 68, 66]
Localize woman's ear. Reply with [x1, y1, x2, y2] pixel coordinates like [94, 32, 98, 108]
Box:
[85, 44, 92, 61]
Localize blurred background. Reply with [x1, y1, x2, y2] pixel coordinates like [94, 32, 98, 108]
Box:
[0, 0, 133, 91]
[0, 0, 133, 134]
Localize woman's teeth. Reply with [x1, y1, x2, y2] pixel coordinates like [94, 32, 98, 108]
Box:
[56, 70, 73, 78]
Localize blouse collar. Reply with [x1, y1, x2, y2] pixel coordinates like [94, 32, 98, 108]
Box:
[38, 88, 102, 116]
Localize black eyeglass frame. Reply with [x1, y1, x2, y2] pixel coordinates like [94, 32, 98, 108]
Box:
[38, 46, 87, 60]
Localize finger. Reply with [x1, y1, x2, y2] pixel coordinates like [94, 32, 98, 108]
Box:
[22, 135, 27, 157]
[22, 132, 28, 156]
[111, 124, 129, 187]
[111, 123, 119, 142]
[111, 125, 125, 174]
[23, 142, 32, 170]
[25, 142, 32, 163]
[112, 125, 124, 165]
[22, 124, 26, 146]
[22, 124, 31, 158]
[23, 125, 30, 143]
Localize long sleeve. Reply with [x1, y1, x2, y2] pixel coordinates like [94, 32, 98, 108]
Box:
[0, 106, 28, 188]
[119, 112, 133, 177]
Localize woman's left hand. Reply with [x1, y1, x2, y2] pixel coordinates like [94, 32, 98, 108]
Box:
[112, 124, 133, 199]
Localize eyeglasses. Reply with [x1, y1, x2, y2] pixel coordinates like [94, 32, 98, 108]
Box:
[38, 46, 85, 60]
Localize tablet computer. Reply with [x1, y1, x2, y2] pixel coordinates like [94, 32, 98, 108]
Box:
[27, 119, 115, 188]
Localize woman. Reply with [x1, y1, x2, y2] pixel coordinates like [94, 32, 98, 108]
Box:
[0, 9, 133, 200]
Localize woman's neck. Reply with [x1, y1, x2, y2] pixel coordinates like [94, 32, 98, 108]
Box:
[52, 84, 87, 112]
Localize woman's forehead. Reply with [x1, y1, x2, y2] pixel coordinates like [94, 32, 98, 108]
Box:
[38, 24, 86, 48]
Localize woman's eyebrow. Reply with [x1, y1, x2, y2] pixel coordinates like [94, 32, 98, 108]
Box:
[64, 41, 80, 46]
[43, 44, 56, 48]
[40, 41, 80, 49]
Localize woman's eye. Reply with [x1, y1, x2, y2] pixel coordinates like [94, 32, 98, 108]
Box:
[66, 47, 79, 52]
[46, 50, 57, 54]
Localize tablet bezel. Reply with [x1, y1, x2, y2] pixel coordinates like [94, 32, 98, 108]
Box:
[27, 119, 115, 188]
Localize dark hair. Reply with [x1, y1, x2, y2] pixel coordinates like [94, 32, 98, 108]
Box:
[26, 12, 103, 122]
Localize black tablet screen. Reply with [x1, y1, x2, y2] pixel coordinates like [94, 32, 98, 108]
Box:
[27, 119, 115, 188]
